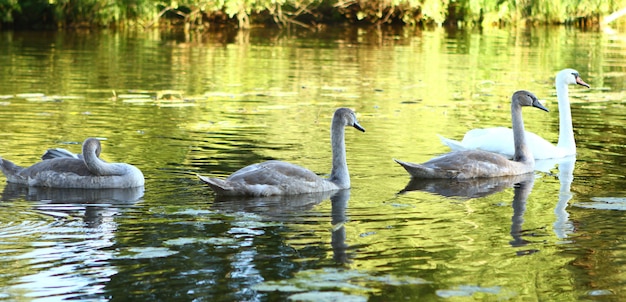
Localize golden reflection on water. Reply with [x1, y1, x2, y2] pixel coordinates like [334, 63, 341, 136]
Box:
[0, 26, 625, 300]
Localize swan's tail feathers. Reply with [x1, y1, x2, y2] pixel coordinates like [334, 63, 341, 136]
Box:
[197, 174, 234, 194]
[393, 158, 436, 179]
[437, 134, 468, 151]
[0, 157, 25, 183]
[41, 148, 79, 160]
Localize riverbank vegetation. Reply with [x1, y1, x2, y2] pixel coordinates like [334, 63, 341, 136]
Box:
[1, 0, 624, 30]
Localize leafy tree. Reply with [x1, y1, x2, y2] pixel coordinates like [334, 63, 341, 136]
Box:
[1, 0, 624, 29]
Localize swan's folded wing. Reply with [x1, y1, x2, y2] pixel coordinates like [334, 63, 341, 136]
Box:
[227, 160, 322, 185]
[21, 158, 93, 177]
[41, 148, 80, 160]
[394, 158, 461, 179]
[200, 160, 332, 196]
[424, 150, 521, 178]
[197, 174, 235, 193]
[395, 150, 524, 179]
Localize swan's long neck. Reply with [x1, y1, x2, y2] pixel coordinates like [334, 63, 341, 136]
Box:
[511, 101, 534, 166]
[328, 118, 349, 188]
[83, 143, 127, 176]
[556, 81, 575, 151]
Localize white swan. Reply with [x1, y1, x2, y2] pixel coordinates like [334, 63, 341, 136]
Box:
[0, 138, 144, 188]
[438, 69, 590, 159]
[197, 107, 365, 196]
[395, 90, 548, 179]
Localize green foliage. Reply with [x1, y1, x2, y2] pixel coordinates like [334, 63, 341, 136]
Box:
[52, 0, 122, 27]
[0, 0, 20, 23]
[1, 0, 625, 29]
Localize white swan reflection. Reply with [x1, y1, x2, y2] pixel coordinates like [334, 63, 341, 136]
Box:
[549, 156, 576, 239]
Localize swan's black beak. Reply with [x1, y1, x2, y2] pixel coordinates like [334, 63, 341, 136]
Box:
[353, 122, 365, 132]
[576, 76, 590, 88]
[532, 100, 549, 112]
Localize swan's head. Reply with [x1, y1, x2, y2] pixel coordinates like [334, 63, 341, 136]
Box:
[334, 108, 365, 132]
[557, 68, 590, 88]
[513, 90, 549, 112]
[82, 138, 103, 157]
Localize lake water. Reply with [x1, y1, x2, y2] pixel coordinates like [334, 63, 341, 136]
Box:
[0, 25, 625, 301]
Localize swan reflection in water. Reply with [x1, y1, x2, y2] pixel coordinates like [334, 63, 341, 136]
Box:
[509, 165, 577, 254]
[212, 189, 353, 264]
[536, 155, 576, 240]
[399, 174, 539, 251]
[1, 183, 144, 227]
[329, 189, 351, 264]
[398, 173, 535, 199]
[398, 173, 541, 254]
[211, 190, 336, 218]
[399, 155, 577, 251]
[509, 176, 536, 252]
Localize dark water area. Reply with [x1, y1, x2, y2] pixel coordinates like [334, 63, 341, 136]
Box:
[1, 25, 626, 300]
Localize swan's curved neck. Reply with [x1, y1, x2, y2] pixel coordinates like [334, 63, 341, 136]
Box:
[511, 102, 534, 165]
[83, 145, 126, 176]
[556, 81, 575, 150]
[328, 118, 349, 188]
